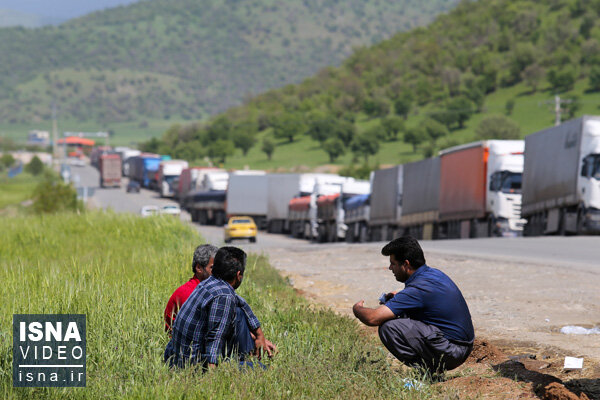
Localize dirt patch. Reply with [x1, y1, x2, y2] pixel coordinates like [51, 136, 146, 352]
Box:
[439, 339, 599, 400]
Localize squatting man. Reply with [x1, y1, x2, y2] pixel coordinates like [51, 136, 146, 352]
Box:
[353, 236, 474, 373]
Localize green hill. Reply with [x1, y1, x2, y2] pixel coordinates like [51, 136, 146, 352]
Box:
[143, 0, 600, 173]
[0, 0, 459, 139]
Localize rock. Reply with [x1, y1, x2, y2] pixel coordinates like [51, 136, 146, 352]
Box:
[541, 382, 589, 400]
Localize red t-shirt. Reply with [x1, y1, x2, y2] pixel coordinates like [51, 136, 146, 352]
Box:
[164, 277, 200, 333]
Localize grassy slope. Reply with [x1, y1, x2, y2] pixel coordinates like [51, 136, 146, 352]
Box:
[0, 172, 41, 209]
[0, 213, 441, 399]
[0, 0, 459, 131]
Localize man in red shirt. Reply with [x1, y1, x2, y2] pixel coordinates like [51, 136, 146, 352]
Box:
[164, 244, 218, 333]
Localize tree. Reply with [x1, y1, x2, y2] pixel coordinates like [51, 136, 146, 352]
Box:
[446, 96, 474, 129]
[547, 67, 576, 93]
[365, 124, 387, 142]
[231, 131, 255, 156]
[381, 115, 404, 141]
[306, 113, 336, 144]
[362, 95, 390, 119]
[588, 66, 600, 92]
[351, 134, 379, 163]
[505, 99, 515, 116]
[1, 153, 15, 168]
[521, 64, 544, 93]
[206, 115, 232, 142]
[32, 172, 83, 214]
[423, 118, 449, 142]
[261, 138, 275, 160]
[334, 120, 356, 147]
[207, 139, 235, 163]
[272, 112, 305, 143]
[323, 137, 345, 163]
[475, 115, 521, 140]
[565, 96, 581, 119]
[404, 128, 424, 152]
[393, 95, 412, 119]
[25, 156, 44, 176]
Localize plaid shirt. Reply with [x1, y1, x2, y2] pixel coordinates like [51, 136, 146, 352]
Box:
[170, 275, 261, 365]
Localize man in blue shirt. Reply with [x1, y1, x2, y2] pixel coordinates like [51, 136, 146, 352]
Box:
[353, 236, 474, 373]
[166, 246, 276, 369]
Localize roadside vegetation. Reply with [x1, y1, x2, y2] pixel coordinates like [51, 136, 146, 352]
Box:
[0, 213, 443, 399]
[142, 0, 600, 174]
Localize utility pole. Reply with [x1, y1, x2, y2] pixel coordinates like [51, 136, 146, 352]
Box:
[542, 95, 573, 126]
[52, 100, 58, 159]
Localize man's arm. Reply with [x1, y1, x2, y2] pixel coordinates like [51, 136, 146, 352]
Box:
[352, 300, 396, 326]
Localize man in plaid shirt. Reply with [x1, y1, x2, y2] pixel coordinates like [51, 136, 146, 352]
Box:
[166, 246, 276, 368]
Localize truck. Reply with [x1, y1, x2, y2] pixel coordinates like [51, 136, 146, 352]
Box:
[90, 146, 112, 169]
[286, 174, 351, 239]
[344, 194, 370, 243]
[186, 170, 230, 226]
[225, 171, 268, 229]
[266, 173, 326, 234]
[114, 147, 141, 176]
[98, 154, 122, 188]
[176, 167, 223, 207]
[399, 157, 441, 240]
[437, 140, 525, 239]
[522, 116, 600, 235]
[369, 165, 403, 242]
[128, 154, 161, 188]
[158, 160, 189, 197]
[314, 179, 371, 243]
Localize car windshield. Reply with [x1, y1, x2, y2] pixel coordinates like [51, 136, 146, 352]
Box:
[163, 205, 178, 210]
[500, 172, 522, 194]
[232, 219, 252, 224]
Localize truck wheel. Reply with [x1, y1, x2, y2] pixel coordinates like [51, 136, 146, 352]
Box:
[250, 237, 256, 243]
[558, 208, 567, 236]
[198, 211, 208, 225]
[346, 224, 354, 243]
[576, 208, 585, 235]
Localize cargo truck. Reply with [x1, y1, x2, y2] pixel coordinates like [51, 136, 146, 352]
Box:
[399, 157, 441, 240]
[315, 179, 370, 242]
[99, 154, 122, 188]
[522, 116, 600, 235]
[226, 171, 268, 229]
[177, 167, 223, 207]
[344, 194, 370, 243]
[158, 160, 189, 197]
[266, 173, 328, 234]
[186, 171, 230, 225]
[128, 154, 161, 188]
[114, 148, 141, 176]
[369, 166, 403, 241]
[437, 140, 525, 239]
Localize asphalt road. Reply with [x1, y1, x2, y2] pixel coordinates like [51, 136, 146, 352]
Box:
[76, 163, 600, 272]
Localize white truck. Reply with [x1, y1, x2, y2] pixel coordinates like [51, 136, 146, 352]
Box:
[523, 116, 600, 235]
[158, 160, 189, 197]
[225, 171, 268, 229]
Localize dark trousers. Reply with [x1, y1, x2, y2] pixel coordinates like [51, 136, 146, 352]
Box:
[164, 307, 255, 367]
[378, 318, 473, 373]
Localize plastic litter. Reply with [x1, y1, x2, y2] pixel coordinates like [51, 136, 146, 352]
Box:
[402, 378, 424, 390]
[564, 357, 583, 369]
[560, 325, 600, 335]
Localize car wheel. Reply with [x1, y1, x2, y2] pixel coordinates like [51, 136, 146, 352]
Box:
[250, 237, 256, 243]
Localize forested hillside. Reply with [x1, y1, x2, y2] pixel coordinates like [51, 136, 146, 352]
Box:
[0, 0, 458, 128]
[142, 0, 600, 172]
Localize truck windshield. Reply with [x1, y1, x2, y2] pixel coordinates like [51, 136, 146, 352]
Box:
[501, 172, 522, 194]
[592, 155, 600, 180]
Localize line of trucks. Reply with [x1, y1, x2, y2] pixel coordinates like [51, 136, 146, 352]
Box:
[99, 115, 600, 240]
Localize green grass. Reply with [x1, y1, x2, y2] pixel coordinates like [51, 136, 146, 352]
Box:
[0, 212, 440, 399]
[0, 172, 41, 209]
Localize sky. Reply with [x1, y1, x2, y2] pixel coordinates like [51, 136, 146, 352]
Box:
[0, 0, 140, 21]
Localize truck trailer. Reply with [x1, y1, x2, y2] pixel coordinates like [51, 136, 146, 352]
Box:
[522, 116, 600, 235]
[128, 154, 161, 188]
[99, 154, 122, 188]
[186, 171, 230, 225]
[399, 157, 441, 240]
[226, 171, 268, 229]
[344, 194, 370, 243]
[158, 160, 189, 197]
[177, 167, 223, 207]
[437, 140, 525, 239]
[369, 165, 403, 241]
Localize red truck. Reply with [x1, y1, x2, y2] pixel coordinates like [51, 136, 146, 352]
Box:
[99, 154, 122, 188]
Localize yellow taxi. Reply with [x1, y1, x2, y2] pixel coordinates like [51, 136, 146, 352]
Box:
[224, 216, 257, 243]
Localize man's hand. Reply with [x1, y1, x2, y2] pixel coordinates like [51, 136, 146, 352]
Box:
[380, 291, 398, 304]
[252, 327, 277, 359]
[352, 300, 396, 326]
